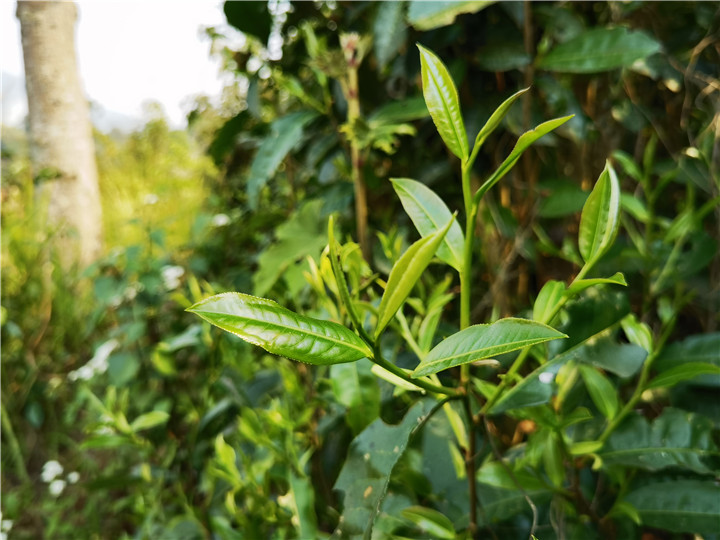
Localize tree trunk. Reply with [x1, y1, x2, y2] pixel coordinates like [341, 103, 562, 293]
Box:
[17, 1, 103, 267]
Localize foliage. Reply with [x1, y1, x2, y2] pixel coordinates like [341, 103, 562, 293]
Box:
[2, 2, 719, 539]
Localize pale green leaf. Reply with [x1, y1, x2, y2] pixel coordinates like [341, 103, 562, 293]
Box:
[476, 115, 573, 202]
[408, 1, 495, 30]
[188, 293, 371, 365]
[567, 272, 627, 295]
[412, 318, 566, 378]
[472, 87, 529, 156]
[417, 44, 468, 160]
[537, 27, 662, 73]
[130, 411, 169, 432]
[401, 506, 455, 539]
[391, 178, 464, 271]
[579, 161, 621, 264]
[375, 216, 454, 338]
[533, 280, 566, 323]
[578, 364, 619, 420]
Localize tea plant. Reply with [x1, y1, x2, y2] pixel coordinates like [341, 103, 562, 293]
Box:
[189, 46, 719, 539]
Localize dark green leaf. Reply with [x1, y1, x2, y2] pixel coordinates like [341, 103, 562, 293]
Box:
[412, 318, 566, 378]
[288, 472, 319, 539]
[223, 1, 272, 44]
[655, 333, 720, 387]
[579, 161, 621, 264]
[476, 44, 531, 72]
[331, 359, 380, 434]
[477, 461, 546, 491]
[375, 216, 454, 338]
[373, 2, 407, 70]
[624, 480, 720, 535]
[646, 362, 720, 390]
[537, 27, 662, 73]
[391, 178, 464, 271]
[332, 400, 435, 539]
[188, 293, 371, 365]
[600, 408, 720, 474]
[578, 364, 619, 420]
[417, 44, 468, 160]
[581, 342, 646, 379]
[247, 111, 318, 208]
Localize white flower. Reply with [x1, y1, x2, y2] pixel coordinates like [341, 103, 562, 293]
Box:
[48, 479, 66, 497]
[143, 193, 159, 205]
[161, 265, 185, 290]
[1, 519, 13, 532]
[539, 372, 555, 384]
[67, 471, 80, 484]
[41, 460, 63, 483]
[211, 213, 230, 227]
[87, 338, 119, 374]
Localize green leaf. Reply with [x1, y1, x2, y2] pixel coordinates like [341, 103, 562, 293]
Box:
[578, 364, 619, 420]
[391, 178, 465, 271]
[537, 27, 662, 73]
[332, 399, 435, 539]
[578, 161, 621, 264]
[247, 111, 318, 209]
[624, 480, 720, 535]
[254, 199, 327, 296]
[223, 2, 272, 44]
[287, 472, 319, 540]
[472, 87, 529, 156]
[408, 1, 495, 30]
[129, 411, 169, 432]
[655, 333, 720, 387]
[477, 484, 552, 526]
[600, 408, 720, 474]
[476, 115, 573, 201]
[401, 506, 455, 539]
[331, 359, 380, 434]
[417, 44, 468, 160]
[533, 280, 565, 323]
[188, 293, 372, 365]
[567, 272, 627, 295]
[373, 2, 407, 70]
[375, 216, 454, 338]
[412, 318, 566, 378]
[476, 44, 531, 72]
[646, 362, 720, 390]
[477, 461, 546, 491]
[581, 342, 647, 379]
[368, 98, 430, 125]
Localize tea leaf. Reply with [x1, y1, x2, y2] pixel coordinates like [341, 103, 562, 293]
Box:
[375, 216, 454, 338]
[401, 506, 455, 539]
[472, 87, 529, 155]
[567, 272, 627, 295]
[646, 362, 720, 390]
[537, 27, 661, 73]
[600, 408, 719, 474]
[579, 161, 621, 264]
[373, 1, 406, 69]
[408, 1, 495, 31]
[418, 44, 468, 160]
[391, 178, 465, 271]
[188, 293, 371, 365]
[412, 318, 566, 378]
[533, 280, 566, 323]
[130, 411, 170, 432]
[578, 364, 619, 420]
[624, 480, 720, 535]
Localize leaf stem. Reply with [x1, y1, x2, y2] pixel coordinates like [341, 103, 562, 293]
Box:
[371, 346, 461, 397]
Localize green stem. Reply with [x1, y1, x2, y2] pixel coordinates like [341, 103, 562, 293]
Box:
[1, 402, 31, 486]
[371, 347, 461, 397]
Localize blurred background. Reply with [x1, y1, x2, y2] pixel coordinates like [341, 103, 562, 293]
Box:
[1, 1, 718, 538]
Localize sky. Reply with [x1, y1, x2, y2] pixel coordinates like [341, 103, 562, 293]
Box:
[1, 0, 241, 130]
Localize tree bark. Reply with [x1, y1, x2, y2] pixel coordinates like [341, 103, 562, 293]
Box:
[17, 1, 103, 267]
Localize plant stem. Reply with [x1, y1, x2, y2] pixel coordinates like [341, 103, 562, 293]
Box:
[371, 347, 461, 397]
[1, 402, 31, 486]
